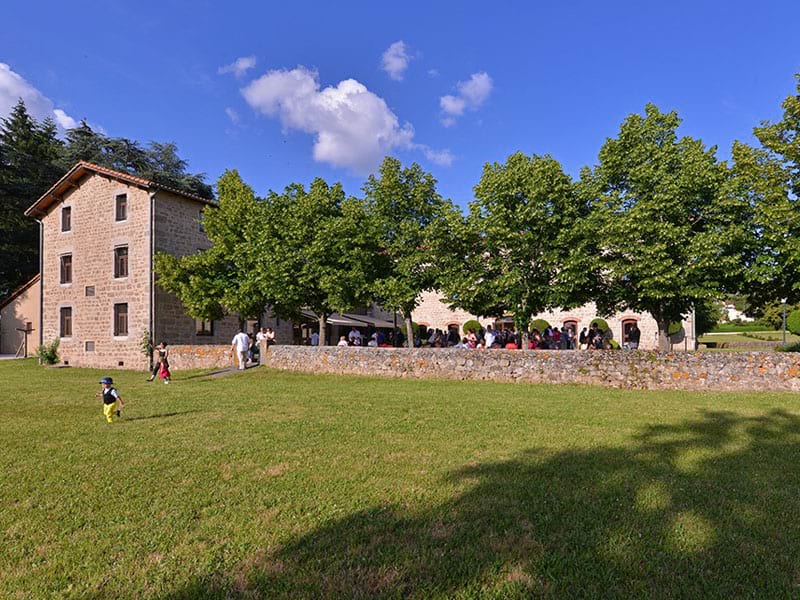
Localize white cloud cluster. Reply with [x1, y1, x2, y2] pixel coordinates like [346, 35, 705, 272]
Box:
[0, 63, 78, 130]
[381, 41, 411, 81]
[218, 55, 257, 78]
[242, 66, 423, 174]
[439, 71, 493, 127]
[224, 107, 240, 125]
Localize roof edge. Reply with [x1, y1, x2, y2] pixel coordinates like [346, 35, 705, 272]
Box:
[0, 273, 40, 310]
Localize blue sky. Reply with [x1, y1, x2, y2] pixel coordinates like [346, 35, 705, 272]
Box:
[2, 0, 799, 208]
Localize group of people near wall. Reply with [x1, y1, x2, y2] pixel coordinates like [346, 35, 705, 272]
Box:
[231, 327, 276, 370]
[326, 321, 642, 350]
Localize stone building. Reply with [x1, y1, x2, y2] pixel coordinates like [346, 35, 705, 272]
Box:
[23, 161, 289, 369]
[0, 275, 40, 356]
[404, 290, 697, 351]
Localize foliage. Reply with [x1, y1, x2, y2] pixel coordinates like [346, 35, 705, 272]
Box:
[444, 152, 592, 333]
[582, 104, 747, 351]
[0, 100, 64, 296]
[139, 330, 153, 360]
[732, 73, 800, 306]
[364, 157, 459, 346]
[255, 178, 378, 346]
[752, 300, 797, 331]
[36, 338, 59, 365]
[710, 322, 774, 333]
[155, 170, 267, 323]
[530, 318, 550, 332]
[693, 299, 725, 336]
[776, 341, 800, 352]
[786, 309, 800, 336]
[462, 319, 482, 334]
[590, 318, 610, 332]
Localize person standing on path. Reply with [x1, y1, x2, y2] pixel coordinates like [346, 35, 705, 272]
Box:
[231, 329, 251, 370]
[629, 323, 641, 349]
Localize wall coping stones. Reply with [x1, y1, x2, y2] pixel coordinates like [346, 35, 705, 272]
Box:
[170, 345, 800, 392]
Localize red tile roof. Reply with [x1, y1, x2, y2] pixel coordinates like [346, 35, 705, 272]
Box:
[24, 161, 217, 217]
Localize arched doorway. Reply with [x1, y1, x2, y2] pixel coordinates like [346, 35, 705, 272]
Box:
[622, 319, 639, 348]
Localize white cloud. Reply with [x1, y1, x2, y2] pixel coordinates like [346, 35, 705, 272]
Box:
[242, 66, 418, 174]
[53, 108, 77, 130]
[427, 68, 440, 78]
[218, 55, 257, 78]
[439, 71, 493, 126]
[381, 41, 411, 81]
[417, 145, 454, 167]
[0, 62, 78, 130]
[224, 107, 240, 125]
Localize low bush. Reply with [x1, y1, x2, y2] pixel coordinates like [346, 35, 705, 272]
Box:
[530, 319, 550, 332]
[36, 338, 60, 365]
[462, 319, 482, 334]
[590, 318, 609, 332]
[776, 341, 800, 352]
[711, 322, 773, 333]
[787, 310, 800, 336]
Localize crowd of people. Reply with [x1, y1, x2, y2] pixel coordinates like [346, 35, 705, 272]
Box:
[325, 321, 642, 350]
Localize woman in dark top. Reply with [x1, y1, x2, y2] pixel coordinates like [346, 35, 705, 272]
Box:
[147, 342, 169, 381]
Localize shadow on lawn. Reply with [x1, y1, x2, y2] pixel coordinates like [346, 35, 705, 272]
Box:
[166, 409, 800, 599]
[124, 410, 199, 422]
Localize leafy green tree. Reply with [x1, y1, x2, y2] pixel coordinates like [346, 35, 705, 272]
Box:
[0, 100, 65, 295]
[256, 179, 377, 346]
[155, 170, 267, 324]
[582, 104, 747, 351]
[444, 152, 592, 341]
[732, 73, 800, 308]
[363, 157, 459, 346]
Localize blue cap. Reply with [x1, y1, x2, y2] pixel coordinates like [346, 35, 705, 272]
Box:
[99, 377, 113, 384]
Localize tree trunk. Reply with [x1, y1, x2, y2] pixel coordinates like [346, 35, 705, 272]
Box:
[318, 314, 327, 347]
[404, 313, 414, 348]
[657, 318, 672, 352]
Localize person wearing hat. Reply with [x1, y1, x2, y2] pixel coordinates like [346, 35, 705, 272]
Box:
[96, 377, 124, 423]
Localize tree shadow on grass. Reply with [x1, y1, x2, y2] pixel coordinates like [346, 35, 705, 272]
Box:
[165, 409, 800, 598]
[124, 410, 199, 422]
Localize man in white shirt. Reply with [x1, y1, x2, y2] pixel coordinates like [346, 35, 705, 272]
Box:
[348, 327, 362, 345]
[231, 329, 251, 370]
[485, 325, 496, 348]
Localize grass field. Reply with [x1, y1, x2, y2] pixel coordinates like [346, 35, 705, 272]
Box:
[2, 359, 800, 598]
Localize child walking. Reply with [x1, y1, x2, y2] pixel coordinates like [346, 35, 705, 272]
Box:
[96, 376, 124, 423]
[158, 355, 171, 384]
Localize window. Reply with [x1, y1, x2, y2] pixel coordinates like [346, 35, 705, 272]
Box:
[198, 209, 204, 233]
[115, 194, 127, 221]
[60, 254, 72, 284]
[85, 286, 95, 297]
[113, 303, 128, 336]
[61, 206, 71, 232]
[196, 319, 214, 336]
[85, 341, 95, 352]
[114, 246, 129, 278]
[60, 307, 72, 337]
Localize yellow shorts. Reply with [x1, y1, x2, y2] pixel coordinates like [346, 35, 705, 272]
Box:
[103, 402, 117, 423]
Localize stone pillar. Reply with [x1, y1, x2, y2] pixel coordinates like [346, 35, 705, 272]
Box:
[258, 339, 268, 366]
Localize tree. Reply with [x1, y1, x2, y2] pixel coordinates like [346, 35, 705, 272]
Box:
[0, 100, 65, 296]
[363, 157, 459, 347]
[444, 152, 592, 342]
[155, 170, 267, 324]
[732, 73, 800, 308]
[256, 179, 377, 346]
[583, 104, 747, 351]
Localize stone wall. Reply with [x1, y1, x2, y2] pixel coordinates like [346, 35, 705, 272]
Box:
[167, 344, 237, 370]
[250, 346, 800, 392]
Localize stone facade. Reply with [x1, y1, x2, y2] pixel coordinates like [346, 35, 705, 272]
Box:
[39, 174, 152, 368]
[0, 275, 39, 356]
[255, 346, 800, 392]
[407, 291, 697, 351]
[167, 344, 237, 370]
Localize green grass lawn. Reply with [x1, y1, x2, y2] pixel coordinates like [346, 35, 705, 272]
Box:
[2, 359, 800, 598]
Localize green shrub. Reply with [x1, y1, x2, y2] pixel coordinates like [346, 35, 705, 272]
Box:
[609, 339, 621, 350]
[530, 319, 550, 332]
[590, 318, 609, 332]
[668, 322, 683, 336]
[37, 338, 60, 365]
[776, 341, 800, 352]
[787, 310, 800, 336]
[462, 319, 482, 334]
